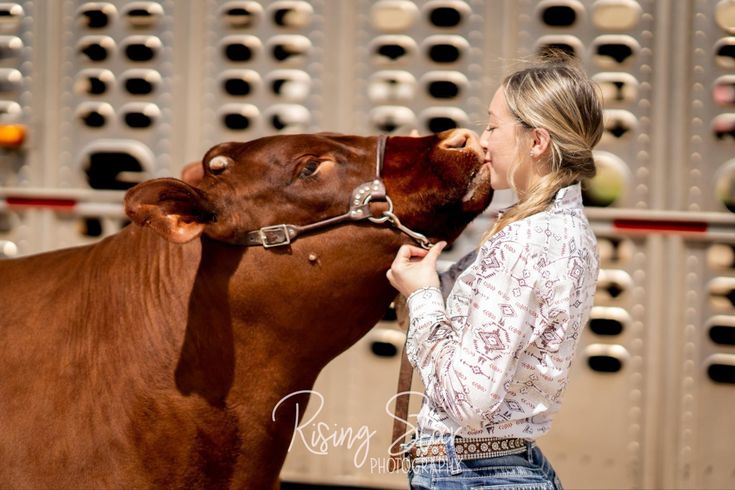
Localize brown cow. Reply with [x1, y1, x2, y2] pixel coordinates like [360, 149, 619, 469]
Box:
[0, 130, 492, 489]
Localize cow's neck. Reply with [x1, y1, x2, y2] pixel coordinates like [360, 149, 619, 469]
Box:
[102, 224, 403, 487]
[102, 223, 400, 393]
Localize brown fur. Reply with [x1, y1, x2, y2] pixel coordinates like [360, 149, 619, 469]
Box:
[0, 131, 492, 489]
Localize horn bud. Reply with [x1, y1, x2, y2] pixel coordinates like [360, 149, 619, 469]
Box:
[208, 155, 232, 173]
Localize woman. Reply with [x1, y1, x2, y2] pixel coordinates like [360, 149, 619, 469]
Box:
[387, 55, 604, 489]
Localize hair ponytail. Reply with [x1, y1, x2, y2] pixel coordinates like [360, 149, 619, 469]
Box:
[481, 52, 603, 242]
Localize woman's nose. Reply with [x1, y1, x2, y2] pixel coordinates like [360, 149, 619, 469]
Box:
[479, 130, 489, 152]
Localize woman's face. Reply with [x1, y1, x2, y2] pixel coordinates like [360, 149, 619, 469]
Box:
[479, 87, 533, 193]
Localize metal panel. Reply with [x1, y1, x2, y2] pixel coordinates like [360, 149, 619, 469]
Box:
[1, 1, 735, 489]
[514, 0, 659, 211]
[0, 0, 46, 256]
[663, 236, 735, 490]
[199, 0, 326, 149]
[677, 0, 735, 213]
[57, 0, 179, 188]
[354, 0, 494, 136]
[537, 233, 656, 489]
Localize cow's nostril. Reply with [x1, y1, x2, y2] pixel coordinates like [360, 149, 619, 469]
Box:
[453, 135, 468, 149]
[442, 130, 471, 150]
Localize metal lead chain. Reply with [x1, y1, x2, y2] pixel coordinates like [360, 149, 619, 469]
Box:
[366, 196, 433, 249]
[381, 210, 433, 250]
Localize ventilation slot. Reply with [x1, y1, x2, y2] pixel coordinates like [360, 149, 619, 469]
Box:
[79, 37, 113, 62]
[710, 324, 735, 346]
[540, 4, 578, 27]
[270, 36, 311, 62]
[535, 35, 582, 59]
[221, 69, 262, 98]
[124, 2, 163, 28]
[585, 344, 628, 373]
[708, 363, 735, 384]
[713, 114, 735, 141]
[0, 68, 22, 93]
[0, 36, 22, 60]
[221, 1, 261, 28]
[592, 36, 639, 67]
[76, 70, 114, 96]
[83, 151, 146, 190]
[371, 341, 398, 358]
[383, 303, 397, 322]
[589, 318, 624, 336]
[125, 77, 152, 95]
[124, 111, 153, 129]
[220, 104, 259, 131]
[223, 113, 251, 130]
[225, 43, 254, 62]
[428, 80, 459, 98]
[428, 6, 462, 27]
[427, 43, 460, 63]
[368, 328, 405, 359]
[715, 39, 735, 69]
[77, 103, 113, 128]
[224, 78, 251, 96]
[271, 2, 312, 29]
[79, 4, 114, 29]
[124, 38, 159, 62]
[80, 217, 103, 237]
[370, 106, 416, 133]
[588, 355, 623, 373]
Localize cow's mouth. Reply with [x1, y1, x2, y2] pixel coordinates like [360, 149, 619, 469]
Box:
[461, 158, 493, 210]
[435, 129, 492, 210]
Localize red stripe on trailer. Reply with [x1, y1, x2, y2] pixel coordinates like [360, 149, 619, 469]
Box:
[613, 219, 708, 233]
[6, 197, 77, 209]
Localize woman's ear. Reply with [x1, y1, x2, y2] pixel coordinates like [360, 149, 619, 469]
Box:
[529, 128, 551, 159]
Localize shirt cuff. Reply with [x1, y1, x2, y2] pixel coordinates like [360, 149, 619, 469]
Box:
[406, 286, 442, 309]
[406, 286, 445, 326]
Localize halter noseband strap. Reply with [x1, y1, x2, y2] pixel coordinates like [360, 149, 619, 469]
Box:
[236, 135, 433, 249]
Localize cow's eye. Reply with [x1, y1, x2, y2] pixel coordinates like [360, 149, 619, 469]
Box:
[299, 160, 321, 178]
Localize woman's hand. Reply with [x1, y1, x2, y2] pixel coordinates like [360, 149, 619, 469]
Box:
[386, 241, 447, 297]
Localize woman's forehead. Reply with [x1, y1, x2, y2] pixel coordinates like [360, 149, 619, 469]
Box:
[488, 87, 509, 119]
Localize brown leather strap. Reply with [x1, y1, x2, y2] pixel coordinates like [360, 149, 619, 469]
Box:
[388, 296, 414, 472]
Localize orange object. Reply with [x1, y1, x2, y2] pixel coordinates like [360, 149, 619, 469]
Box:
[0, 124, 26, 147]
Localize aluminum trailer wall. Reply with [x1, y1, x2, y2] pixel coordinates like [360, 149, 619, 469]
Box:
[0, 1, 734, 488]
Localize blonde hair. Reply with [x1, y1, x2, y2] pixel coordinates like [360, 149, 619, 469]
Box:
[482, 53, 603, 241]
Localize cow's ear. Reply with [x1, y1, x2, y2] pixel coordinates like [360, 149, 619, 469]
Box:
[124, 178, 215, 244]
[181, 161, 204, 186]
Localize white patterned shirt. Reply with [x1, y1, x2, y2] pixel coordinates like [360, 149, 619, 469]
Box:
[406, 183, 599, 439]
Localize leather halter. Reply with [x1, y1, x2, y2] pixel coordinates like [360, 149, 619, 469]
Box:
[237, 135, 433, 249]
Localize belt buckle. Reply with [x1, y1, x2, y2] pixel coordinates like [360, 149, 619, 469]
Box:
[259, 224, 291, 248]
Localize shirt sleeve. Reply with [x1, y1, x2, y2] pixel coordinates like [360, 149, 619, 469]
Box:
[405, 238, 545, 431]
[438, 249, 478, 300]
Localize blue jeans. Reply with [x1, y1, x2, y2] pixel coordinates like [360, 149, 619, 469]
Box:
[407, 436, 563, 489]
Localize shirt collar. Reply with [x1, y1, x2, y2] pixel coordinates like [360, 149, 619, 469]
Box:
[553, 182, 584, 210]
[496, 182, 583, 218]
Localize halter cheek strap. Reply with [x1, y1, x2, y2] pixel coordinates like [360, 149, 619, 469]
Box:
[235, 135, 433, 249]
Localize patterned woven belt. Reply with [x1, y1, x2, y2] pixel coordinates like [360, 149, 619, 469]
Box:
[408, 437, 529, 464]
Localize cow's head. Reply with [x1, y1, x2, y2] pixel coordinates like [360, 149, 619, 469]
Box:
[124, 130, 493, 247]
